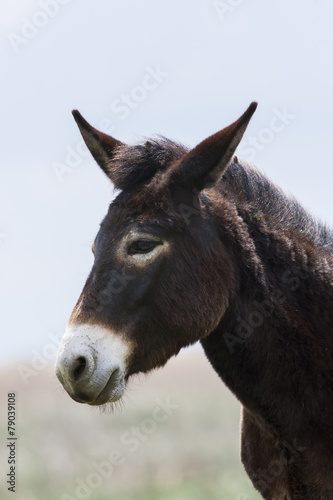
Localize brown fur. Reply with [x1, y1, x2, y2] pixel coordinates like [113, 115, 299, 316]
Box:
[58, 104, 333, 499]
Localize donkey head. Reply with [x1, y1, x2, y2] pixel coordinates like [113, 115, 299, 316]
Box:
[55, 103, 257, 405]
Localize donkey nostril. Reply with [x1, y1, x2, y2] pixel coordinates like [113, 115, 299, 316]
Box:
[72, 356, 87, 381]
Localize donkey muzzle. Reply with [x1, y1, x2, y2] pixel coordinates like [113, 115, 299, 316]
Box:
[55, 324, 131, 405]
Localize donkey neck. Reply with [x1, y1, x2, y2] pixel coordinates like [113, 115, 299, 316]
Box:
[200, 163, 333, 439]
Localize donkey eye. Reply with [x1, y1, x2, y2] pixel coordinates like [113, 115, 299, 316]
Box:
[128, 239, 162, 255]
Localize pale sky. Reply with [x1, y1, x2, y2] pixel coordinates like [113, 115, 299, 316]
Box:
[1, 0, 333, 363]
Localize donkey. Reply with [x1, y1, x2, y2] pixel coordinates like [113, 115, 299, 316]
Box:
[55, 102, 333, 499]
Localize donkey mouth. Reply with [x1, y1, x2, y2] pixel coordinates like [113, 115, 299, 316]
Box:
[87, 368, 126, 406]
[69, 367, 126, 405]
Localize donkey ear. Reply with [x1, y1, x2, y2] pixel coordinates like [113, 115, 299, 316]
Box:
[72, 110, 123, 179]
[169, 102, 257, 191]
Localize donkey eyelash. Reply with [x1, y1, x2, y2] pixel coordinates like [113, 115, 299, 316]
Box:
[127, 239, 163, 255]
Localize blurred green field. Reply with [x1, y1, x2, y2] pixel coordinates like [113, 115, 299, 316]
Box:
[1, 347, 261, 500]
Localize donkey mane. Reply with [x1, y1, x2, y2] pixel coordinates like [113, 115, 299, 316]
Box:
[222, 160, 333, 254]
[110, 136, 333, 254]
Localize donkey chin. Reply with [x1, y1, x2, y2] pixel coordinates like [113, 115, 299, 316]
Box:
[55, 323, 132, 405]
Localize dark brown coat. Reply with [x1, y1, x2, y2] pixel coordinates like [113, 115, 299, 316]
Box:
[56, 103, 333, 499]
